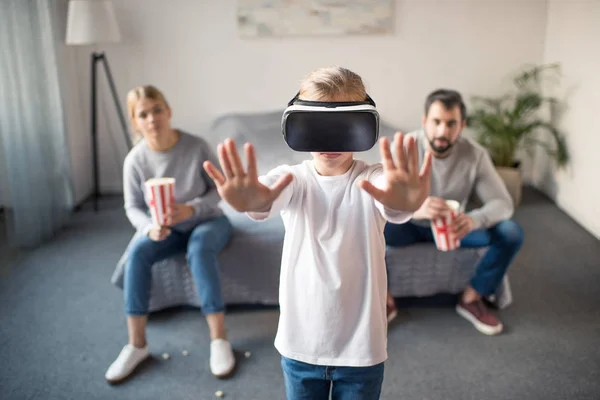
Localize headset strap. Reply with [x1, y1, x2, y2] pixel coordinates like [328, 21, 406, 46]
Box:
[287, 92, 376, 108]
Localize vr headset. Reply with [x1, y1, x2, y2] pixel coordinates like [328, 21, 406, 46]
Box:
[281, 92, 380, 152]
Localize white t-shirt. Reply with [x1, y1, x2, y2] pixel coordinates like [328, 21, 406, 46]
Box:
[249, 159, 412, 367]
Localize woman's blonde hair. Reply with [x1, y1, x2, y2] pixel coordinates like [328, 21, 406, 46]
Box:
[299, 66, 367, 102]
[126, 85, 170, 144]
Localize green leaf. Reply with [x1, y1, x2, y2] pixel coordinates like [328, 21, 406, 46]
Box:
[467, 63, 568, 169]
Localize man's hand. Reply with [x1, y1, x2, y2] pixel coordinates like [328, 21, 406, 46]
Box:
[148, 226, 171, 241]
[450, 213, 474, 240]
[203, 138, 293, 212]
[165, 204, 194, 226]
[358, 132, 433, 212]
[413, 196, 451, 220]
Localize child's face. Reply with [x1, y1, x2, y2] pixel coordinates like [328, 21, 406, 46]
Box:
[310, 151, 354, 176]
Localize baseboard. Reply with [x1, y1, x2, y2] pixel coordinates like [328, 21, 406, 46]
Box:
[101, 182, 124, 194]
[72, 191, 124, 212]
[530, 183, 600, 240]
[555, 200, 600, 240]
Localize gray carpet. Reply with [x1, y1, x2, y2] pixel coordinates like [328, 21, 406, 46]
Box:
[0, 187, 599, 400]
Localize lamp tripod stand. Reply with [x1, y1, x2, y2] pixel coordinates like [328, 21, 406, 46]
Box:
[90, 51, 132, 212]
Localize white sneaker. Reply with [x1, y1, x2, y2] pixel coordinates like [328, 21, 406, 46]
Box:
[210, 339, 236, 378]
[105, 344, 149, 384]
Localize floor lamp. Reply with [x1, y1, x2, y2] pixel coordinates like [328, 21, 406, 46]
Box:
[66, 0, 132, 212]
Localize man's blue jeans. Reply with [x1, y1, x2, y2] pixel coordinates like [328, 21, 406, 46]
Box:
[384, 220, 524, 296]
[281, 356, 384, 400]
[124, 215, 232, 315]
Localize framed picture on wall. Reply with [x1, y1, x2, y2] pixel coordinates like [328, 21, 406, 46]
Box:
[237, 0, 394, 38]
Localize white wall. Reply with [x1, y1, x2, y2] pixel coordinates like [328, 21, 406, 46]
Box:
[531, 0, 600, 239]
[63, 0, 548, 199]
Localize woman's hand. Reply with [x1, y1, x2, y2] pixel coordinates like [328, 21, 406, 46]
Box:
[165, 204, 194, 226]
[148, 226, 171, 241]
[203, 138, 293, 212]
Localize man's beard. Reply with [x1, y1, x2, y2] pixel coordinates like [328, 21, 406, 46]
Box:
[428, 137, 455, 154]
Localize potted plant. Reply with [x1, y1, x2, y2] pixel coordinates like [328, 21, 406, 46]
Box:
[467, 63, 569, 206]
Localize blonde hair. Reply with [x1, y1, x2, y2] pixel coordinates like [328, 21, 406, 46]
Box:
[299, 66, 367, 102]
[126, 85, 171, 144]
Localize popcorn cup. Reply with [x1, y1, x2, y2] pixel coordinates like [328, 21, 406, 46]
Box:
[145, 177, 175, 227]
[431, 199, 460, 251]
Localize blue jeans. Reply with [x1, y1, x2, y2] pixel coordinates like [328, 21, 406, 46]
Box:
[281, 356, 384, 400]
[124, 215, 233, 315]
[384, 220, 524, 296]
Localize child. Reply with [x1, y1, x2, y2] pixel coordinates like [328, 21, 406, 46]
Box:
[203, 67, 432, 399]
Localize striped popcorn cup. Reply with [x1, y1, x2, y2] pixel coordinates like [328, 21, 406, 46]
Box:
[145, 177, 176, 227]
[431, 199, 460, 251]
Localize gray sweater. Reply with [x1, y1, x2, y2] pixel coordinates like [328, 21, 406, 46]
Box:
[408, 129, 514, 230]
[123, 130, 223, 234]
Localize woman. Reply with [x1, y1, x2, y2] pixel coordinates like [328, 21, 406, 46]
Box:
[105, 85, 235, 383]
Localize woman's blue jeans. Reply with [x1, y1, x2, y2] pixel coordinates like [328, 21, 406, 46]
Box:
[124, 215, 232, 315]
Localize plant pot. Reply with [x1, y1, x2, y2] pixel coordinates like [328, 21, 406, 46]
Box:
[495, 166, 522, 207]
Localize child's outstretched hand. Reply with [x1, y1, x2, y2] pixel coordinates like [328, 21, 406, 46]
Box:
[203, 138, 293, 212]
[358, 132, 432, 212]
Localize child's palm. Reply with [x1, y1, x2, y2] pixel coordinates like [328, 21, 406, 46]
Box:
[203, 139, 292, 212]
[216, 175, 278, 212]
[359, 133, 432, 212]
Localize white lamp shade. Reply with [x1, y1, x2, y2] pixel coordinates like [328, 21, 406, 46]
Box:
[66, 0, 121, 45]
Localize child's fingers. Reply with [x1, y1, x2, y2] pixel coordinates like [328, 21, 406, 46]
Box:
[404, 136, 419, 175]
[225, 138, 245, 176]
[379, 137, 395, 171]
[218, 143, 234, 178]
[393, 132, 408, 173]
[357, 180, 386, 202]
[203, 161, 226, 186]
[419, 151, 433, 183]
[269, 173, 293, 200]
[245, 143, 258, 178]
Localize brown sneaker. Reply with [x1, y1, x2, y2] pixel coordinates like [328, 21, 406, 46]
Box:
[456, 299, 503, 335]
